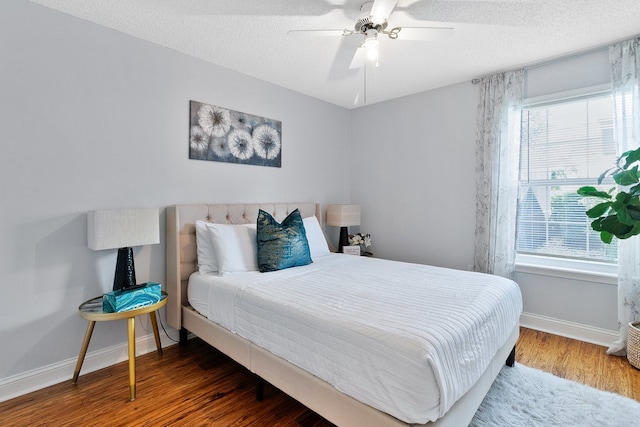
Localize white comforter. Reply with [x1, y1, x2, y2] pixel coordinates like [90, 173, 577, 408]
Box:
[188, 254, 522, 424]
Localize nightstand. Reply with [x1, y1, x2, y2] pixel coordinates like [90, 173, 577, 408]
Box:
[72, 292, 167, 401]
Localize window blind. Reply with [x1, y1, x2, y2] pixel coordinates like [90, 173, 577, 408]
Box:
[516, 92, 618, 262]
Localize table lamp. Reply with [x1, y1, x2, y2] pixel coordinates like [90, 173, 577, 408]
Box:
[88, 208, 160, 291]
[327, 204, 361, 253]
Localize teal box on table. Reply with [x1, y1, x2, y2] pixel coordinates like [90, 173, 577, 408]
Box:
[102, 282, 162, 313]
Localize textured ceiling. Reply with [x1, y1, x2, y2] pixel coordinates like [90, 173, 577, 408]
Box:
[29, 0, 640, 109]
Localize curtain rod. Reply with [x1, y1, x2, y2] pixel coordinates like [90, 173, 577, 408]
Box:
[470, 38, 626, 85]
[471, 45, 607, 85]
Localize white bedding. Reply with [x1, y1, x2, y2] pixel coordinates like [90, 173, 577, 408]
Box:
[188, 254, 522, 424]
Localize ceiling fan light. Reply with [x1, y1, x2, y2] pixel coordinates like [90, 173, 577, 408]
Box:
[363, 30, 379, 49]
[363, 38, 378, 49]
[366, 45, 378, 61]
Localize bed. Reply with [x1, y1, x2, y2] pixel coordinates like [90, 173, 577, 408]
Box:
[166, 202, 522, 426]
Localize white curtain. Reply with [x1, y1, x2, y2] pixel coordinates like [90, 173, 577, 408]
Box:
[473, 70, 524, 279]
[608, 37, 640, 356]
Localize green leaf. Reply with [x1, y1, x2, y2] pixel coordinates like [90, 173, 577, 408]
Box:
[598, 167, 615, 184]
[617, 206, 635, 226]
[618, 222, 640, 239]
[627, 205, 640, 221]
[622, 147, 640, 169]
[600, 230, 613, 244]
[615, 192, 632, 205]
[576, 186, 612, 199]
[611, 200, 624, 213]
[613, 165, 640, 186]
[585, 202, 612, 218]
[600, 215, 634, 237]
[591, 218, 603, 232]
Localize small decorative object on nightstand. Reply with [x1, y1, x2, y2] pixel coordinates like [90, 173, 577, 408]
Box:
[327, 204, 361, 253]
[342, 246, 361, 256]
[102, 282, 162, 313]
[72, 291, 167, 401]
[349, 232, 372, 256]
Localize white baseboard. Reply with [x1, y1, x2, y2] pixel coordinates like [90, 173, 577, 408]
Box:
[520, 312, 618, 348]
[0, 333, 177, 403]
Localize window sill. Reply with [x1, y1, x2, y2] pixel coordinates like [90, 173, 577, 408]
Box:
[515, 254, 617, 285]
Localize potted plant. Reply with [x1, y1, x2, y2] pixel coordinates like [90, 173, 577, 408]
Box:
[348, 232, 372, 256]
[578, 145, 640, 368]
[578, 146, 640, 243]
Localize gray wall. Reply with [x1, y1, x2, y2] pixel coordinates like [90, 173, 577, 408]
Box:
[350, 82, 479, 271]
[0, 0, 351, 387]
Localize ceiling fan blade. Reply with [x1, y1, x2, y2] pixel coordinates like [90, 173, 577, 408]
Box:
[287, 29, 351, 37]
[370, 0, 398, 22]
[349, 48, 365, 69]
[394, 27, 454, 41]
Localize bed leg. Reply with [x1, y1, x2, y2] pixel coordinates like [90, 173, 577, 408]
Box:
[506, 346, 516, 367]
[256, 377, 264, 402]
[179, 327, 189, 346]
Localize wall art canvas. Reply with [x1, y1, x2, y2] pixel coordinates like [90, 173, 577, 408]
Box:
[189, 100, 282, 167]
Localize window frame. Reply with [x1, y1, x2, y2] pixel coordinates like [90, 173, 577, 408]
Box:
[514, 83, 618, 281]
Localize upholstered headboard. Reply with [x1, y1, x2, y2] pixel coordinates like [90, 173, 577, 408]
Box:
[166, 203, 321, 329]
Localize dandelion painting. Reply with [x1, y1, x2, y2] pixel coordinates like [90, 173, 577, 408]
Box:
[189, 100, 282, 167]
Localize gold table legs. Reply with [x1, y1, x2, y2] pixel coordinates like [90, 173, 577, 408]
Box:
[127, 317, 136, 401]
[72, 321, 95, 383]
[149, 311, 162, 356]
[72, 313, 162, 401]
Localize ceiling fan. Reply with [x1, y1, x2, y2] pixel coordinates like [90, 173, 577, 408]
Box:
[288, 0, 453, 70]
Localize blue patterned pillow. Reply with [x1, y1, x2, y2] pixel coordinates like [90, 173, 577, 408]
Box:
[256, 208, 312, 272]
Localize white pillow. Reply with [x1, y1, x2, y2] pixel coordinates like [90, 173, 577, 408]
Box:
[195, 220, 218, 273]
[303, 216, 330, 259]
[206, 223, 258, 275]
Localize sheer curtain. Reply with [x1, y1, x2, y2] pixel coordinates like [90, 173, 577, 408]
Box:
[473, 70, 524, 279]
[608, 37, 640, 356]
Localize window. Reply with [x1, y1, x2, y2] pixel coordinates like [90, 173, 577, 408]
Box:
[516, 90, 618, 264]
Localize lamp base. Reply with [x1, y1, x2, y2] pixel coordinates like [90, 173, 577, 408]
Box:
[113, 247, 137, 291]
[338, 226, 349, 253]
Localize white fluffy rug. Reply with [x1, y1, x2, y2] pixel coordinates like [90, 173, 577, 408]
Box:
[469, 364, 640, 427]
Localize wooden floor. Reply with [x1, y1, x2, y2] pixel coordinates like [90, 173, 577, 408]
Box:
[516, 327, 640, 401]
[2, 327, 639, 426]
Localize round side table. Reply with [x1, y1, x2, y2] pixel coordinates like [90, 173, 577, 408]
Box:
[72, 292, 167, 401]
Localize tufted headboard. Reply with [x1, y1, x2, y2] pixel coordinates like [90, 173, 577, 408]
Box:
[166, 202, 321, 329]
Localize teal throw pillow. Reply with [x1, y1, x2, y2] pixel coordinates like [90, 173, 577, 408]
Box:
[256, 208, 312, 272]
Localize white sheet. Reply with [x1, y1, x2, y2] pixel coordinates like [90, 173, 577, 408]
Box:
[188, 254, 522, 424]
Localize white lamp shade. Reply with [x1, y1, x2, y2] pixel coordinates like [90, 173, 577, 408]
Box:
[88, 208, 160, 250]
[326, 204, 361, 227]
